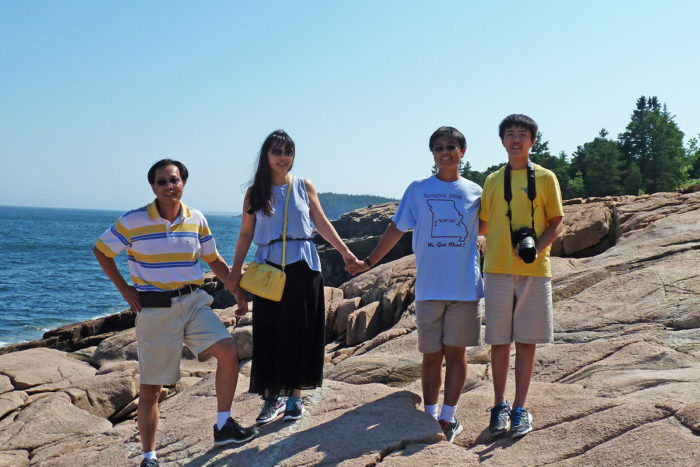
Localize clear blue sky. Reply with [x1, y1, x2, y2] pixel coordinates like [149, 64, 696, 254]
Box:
[2, 1, 699, 213]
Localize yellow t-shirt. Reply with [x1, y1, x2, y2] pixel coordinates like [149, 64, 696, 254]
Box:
[480, 163, 564, 277]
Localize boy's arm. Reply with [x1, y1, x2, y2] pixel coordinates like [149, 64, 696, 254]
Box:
[347, 222, 405, 275]
[479, 219, 488, 236]
[536, 216, 563, 253]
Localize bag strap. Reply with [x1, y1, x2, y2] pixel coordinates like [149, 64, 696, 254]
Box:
[281, 177, 292, 271]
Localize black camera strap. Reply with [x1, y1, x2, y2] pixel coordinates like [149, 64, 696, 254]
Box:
[504, 161, 536, 232]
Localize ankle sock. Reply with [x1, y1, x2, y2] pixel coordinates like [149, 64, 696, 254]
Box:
[216, 411, 230, 430]
[143, 451, 157, 460]
[439, 404, 457, 423]
[424, 404, 439, 420]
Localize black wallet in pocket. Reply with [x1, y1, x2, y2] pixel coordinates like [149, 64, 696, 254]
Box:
[138, 292, 172, 308]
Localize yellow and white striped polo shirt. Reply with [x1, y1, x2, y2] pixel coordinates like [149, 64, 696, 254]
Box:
[95, 200, 220, 292]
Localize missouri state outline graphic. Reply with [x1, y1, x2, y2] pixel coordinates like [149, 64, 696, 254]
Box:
[426, 199, 468, 242]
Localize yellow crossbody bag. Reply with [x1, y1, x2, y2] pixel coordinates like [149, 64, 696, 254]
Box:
[239, 178, 291, 301]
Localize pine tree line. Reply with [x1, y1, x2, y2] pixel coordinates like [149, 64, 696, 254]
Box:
[461, 96, 700, 199]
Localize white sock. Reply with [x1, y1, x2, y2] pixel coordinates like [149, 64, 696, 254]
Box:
[439, 404, 457, 423]
[424, 404, 439, 420]
[143, 451, 157, 460]
[216, 411, 230, 430]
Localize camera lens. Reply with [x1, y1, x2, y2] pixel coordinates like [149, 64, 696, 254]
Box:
[519, 236, 537, 263]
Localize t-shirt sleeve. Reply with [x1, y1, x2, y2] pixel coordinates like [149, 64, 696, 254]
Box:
[544, 172, 564, 220]
[479, 177, 491, 222]
[94, 217, 130, 258]
[198, 215, 220, 263]
[392, 183, 417, 232]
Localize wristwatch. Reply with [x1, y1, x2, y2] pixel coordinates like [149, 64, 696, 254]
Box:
[363, 256, 373, 268]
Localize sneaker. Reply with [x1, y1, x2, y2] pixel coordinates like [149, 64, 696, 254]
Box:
[282, 397, 305, 421]
[509, 407, 533, 438]
[140, 459, 159, 467]
[438, 418, 463, 443]
[256, 397, 286, 425]
[487, 401, 511, 436]
[213, 417, 257, 446]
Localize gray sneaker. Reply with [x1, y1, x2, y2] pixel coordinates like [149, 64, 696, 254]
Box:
[140, 459, 159, 467]
[488, 401, 511, 436]
[213, 417, 257, 446]
[439, 418, 464, 443]
[256, 397, 286, 425]
[509, 407, 533, 438]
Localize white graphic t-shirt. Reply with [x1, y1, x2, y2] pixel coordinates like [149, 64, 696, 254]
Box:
[393, 175, 484, 301]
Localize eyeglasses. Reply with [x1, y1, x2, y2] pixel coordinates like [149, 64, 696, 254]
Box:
[269, 148, 294, 157]
[432, 144, 460, 153]
[155, 177, 182, 186]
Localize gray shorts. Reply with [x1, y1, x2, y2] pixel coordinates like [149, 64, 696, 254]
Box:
[415, 300, 482, 354]
[484, 273, 553, 345]
[135, 289, 232, 385]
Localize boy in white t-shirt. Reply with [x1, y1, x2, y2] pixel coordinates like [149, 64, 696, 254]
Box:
[348, 126, 483, 443]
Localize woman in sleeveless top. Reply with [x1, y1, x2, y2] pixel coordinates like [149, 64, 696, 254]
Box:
[226, 130, 360, 424]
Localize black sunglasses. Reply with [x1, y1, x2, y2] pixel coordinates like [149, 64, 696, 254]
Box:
[432, 144, 460, 153]
[270, 148, 294, 156]
[155, 177, 182, 186]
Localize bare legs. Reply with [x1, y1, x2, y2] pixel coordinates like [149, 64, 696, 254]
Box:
[490, 342, 536, 407]
[138, 337, 239, 451]
[137, 384, 162, 453]
[422, 345, 468, 408]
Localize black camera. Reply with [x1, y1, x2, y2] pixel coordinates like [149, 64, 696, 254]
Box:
[511, 227, 537, 264]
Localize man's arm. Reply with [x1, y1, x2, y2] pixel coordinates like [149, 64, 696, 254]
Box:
[207, 255, 249, 316]
[206, 255, 230, 283]
[93, 246, 141, 312]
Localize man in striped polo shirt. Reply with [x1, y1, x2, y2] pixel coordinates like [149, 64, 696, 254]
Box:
[94, 159, 255, 467]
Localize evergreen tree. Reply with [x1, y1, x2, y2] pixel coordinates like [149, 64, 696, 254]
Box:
[569, 171, 585, 198]
[571, 129, 624, 197]
[623, 162, 644, 195]
[460, 160, 486, 186]
[459, 162, 502, 187]
[619, 96, 686, 192]
[529, 131, 572, 198]
[687, 136, 700, 180]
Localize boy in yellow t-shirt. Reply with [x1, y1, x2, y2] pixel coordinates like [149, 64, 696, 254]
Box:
[479, 114, 564, 438]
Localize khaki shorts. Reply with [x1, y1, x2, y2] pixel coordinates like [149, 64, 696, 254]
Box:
[135, 288, 232, 385]
[484, 273, 553, 345]
[415, 300, 482, 354]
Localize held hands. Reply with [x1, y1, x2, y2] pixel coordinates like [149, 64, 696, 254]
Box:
[121, 285, 141, 313]
[233, 289, 249, 316]
[344, 253, 369, 276]
[225, 266, 248, 316]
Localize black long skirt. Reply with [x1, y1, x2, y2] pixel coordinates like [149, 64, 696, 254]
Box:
[249, 260, 325, 400]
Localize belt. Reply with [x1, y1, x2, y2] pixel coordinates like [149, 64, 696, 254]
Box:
[139, 284, 199, 299]
[165, 283, 200, 297]
[138, 284, 200, 308]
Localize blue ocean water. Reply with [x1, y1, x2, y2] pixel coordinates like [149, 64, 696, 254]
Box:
[0, 205, 254, 346]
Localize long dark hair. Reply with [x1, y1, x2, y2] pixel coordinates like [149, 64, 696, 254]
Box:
[247, 130, 296, 216]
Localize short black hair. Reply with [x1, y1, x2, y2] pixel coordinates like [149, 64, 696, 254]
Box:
[429, 126, 467, 151]
[147, 159, 189, 184]
[498, 114, 538, 140]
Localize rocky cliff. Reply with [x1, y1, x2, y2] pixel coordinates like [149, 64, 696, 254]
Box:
[0, 188, 698, 466]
